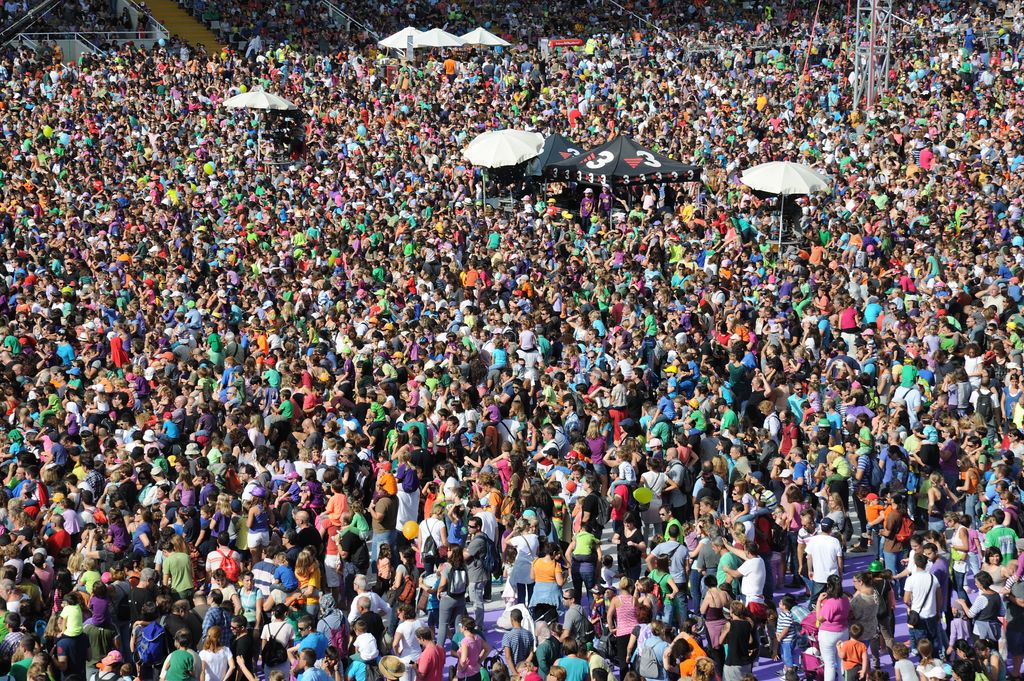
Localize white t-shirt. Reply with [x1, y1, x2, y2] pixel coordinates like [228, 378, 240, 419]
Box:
[905, 571, 938, 618]
[737, 556, 766, 603]
[393, 618, 424, 662]
[804, 534, 843, 582]
[260, 619, 295, 648]
[199, 648, 232, 681]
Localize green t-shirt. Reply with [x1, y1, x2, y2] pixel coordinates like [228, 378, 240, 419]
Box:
[80, 570, 102, 594]
[11, 657, 30, 681]
[985, 526, 1019, 564]
[572, 531, 600, 558]
[279, 400, 294, 419]
[164, 649, 197, 681]
[262, 368, 281, 388]
[721, 409, 738, 431]
[716, 551, 742, 588]
[60, 603, 83, 637]
[164, 551, 195, 594]
[663, 518, 683, 542]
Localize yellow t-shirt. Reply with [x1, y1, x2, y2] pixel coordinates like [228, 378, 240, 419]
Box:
[60, 603, 83, 636]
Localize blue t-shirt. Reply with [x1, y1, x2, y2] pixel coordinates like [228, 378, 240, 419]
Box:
[299, 668, 332, 681]
[555, 657, 590, 681]
[274, 565, 299, 592]
[131, 522, 152, 554]
[297, 631, 329, 659]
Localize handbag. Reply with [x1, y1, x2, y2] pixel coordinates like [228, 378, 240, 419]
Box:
[907, 575, 934, 628]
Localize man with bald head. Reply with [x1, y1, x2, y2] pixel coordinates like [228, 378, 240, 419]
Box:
[293, 510, 322, 554]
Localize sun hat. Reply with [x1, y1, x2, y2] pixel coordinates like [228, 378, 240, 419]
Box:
[378, 657, 407, 681]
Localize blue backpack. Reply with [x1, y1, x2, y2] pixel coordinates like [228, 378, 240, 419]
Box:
[480, 534, 502, 577]
[136, 618, 167, 666]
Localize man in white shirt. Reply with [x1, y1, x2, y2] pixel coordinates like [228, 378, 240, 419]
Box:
[722, 541, 767, 605]
[805, 518, 843, 601]
[346, 575, 393, 623]
[904, 553, 943, 652]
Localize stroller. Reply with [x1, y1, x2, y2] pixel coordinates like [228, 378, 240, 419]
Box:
[799, 610, 825, 681]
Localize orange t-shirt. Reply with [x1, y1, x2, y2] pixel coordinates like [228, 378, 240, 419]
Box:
[838, 638, 867, 670]
[443, 58, 456, 75]
[676, 634, 708, 677]
[531, 557, 563, 584]
[865, 501, 884, 524]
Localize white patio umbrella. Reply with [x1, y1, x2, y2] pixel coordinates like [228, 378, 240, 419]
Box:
[413, 28, 465, 48]
[740, 161, 831, 195]
[377, 26, 423, 50]
[463, 129, 544, 208]
[741, 161, 831, 249]
[459, 27, 510, 47]
[462, 129, 544, 168]
[222, 89, 298, 161]
[222, 89, 297, 111]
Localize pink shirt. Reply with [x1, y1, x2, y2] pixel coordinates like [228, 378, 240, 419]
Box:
[818, 596, 851, 633]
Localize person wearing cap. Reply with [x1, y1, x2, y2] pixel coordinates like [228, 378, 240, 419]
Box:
[89, 649, 123, 681]
[805, 517, 843, 602]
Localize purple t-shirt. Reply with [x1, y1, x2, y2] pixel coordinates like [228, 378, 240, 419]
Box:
[85, 595, 110, 627]
[108, 523, 129, 551]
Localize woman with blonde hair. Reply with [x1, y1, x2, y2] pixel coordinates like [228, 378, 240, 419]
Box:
[294, 548, 322, 617]
[199, 625, 234, 681]
[691, 656, 718, 681]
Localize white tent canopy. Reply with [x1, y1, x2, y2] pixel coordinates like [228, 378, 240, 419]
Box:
[377, 26, 422, 50]
[740, 161, 831, 196]
[222, 89, 297, 111]
[413, 28, 464, 48]
[459, 27, 510, 47]
[462, 129, 544, 168]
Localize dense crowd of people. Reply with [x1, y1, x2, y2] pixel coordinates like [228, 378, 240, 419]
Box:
[1, 3, 1024, 681]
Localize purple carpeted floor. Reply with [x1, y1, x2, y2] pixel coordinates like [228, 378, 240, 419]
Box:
[453, 550, 928, 680]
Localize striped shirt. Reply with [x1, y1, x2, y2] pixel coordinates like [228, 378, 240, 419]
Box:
[501, 627, 535, 667]
[776, 610, 795, 641]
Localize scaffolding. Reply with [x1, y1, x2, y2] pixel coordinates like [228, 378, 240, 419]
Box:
[850, 0, 895, 112]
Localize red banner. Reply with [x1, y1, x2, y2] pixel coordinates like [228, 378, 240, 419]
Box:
[548, 38, 584, 47]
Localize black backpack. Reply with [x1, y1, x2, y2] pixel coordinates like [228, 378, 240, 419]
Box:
[976, 391, 995, 422]
[261, 623, 289, 666]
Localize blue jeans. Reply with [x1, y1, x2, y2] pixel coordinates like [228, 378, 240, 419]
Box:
[689, 568, 704, 613]
[964, 494, 980, 523]
[371, 530, 396, 568]
[909, 615, 943, 657]
[780, 639, 795, 669]
[571, 559, 597, 607]
[883, 550, 906, 597]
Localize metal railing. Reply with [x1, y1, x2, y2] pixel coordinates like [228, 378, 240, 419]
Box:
[0, 0, 64, 47]
[15, 30, 166, 50]
[320, 0, 378, 39]
[117, 0, 170, 40]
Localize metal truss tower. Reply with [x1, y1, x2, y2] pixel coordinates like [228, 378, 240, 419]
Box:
[851, 0, 895, 112]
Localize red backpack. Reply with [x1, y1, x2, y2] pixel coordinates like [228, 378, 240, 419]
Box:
[218, 548, 241, 583]
[894, 513, 914, 543]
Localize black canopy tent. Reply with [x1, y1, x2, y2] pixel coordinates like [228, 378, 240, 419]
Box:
[527, 133, 584, 177]
[546, 135, 701, 185]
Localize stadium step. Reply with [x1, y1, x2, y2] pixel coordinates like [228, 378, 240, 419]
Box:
[143, 0, 223, 53]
